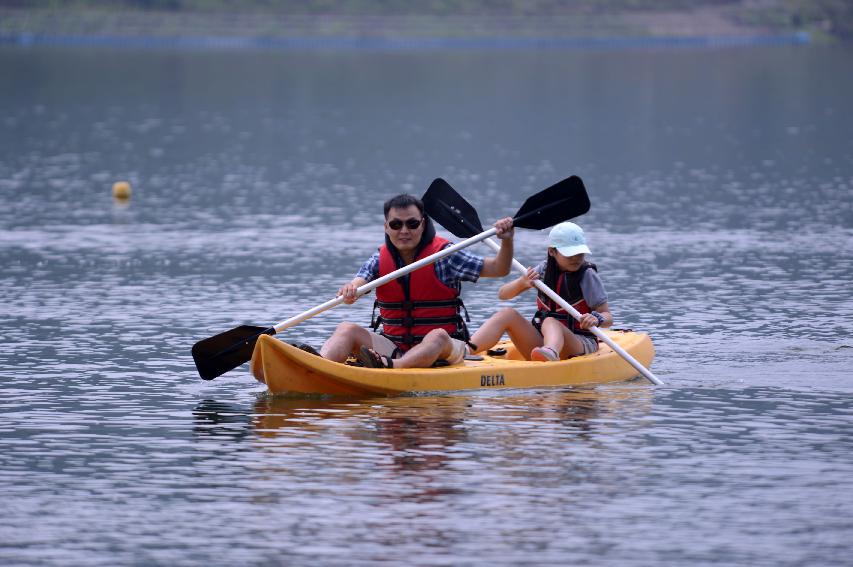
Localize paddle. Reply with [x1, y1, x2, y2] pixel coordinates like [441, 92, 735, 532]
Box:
[423, 178, 664, 386]
[192, 176, 590, 381]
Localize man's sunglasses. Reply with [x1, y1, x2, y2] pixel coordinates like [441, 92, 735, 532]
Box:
[387, 218, 424, 231]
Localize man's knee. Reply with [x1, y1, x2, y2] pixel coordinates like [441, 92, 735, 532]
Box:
[334, 321, 364, 338]
[497, 307, 523, 322]
[541, 317, 563, 332]
[423, 328, 451, 346]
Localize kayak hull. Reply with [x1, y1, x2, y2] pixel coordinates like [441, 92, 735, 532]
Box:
[250, 329, 655, 396]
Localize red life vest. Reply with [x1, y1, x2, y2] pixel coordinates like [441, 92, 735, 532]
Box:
[373, 236, 465, 351]
[533, 262, 597, 337]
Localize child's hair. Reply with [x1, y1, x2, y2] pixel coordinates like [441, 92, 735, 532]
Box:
[542, 252, 560, 291]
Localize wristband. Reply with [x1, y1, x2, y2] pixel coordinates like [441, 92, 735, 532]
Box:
[591, 311, 606, 326]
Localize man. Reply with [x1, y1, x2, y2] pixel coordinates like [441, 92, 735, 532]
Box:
[317, 193, 514, 369]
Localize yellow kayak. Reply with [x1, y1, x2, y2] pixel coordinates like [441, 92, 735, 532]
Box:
[249, 329, 655, 396]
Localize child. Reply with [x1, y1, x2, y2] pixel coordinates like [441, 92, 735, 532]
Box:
[468, 222, 612, 362]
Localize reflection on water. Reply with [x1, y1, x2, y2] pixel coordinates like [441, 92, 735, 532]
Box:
[181, 386, 853, 566]
[2, 43, 853, 565]
[248, 389, 638, 475]
[193, 399, 252, 441]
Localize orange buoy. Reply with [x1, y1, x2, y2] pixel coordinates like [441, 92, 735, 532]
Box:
[112, 181, 132, 200]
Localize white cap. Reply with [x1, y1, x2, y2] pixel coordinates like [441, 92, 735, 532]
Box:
[548, 222, 590, 256]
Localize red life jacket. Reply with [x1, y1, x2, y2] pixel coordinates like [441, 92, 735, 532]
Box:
[372, 236, 466, 351]
[533, 262, 597, 337]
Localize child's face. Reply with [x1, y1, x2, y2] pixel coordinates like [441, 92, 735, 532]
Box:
[550, 249, 585, 272]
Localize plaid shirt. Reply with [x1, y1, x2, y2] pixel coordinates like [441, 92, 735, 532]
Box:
[356, 244, 484, 291]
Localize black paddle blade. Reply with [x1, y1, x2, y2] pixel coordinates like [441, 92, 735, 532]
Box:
[512, 175, 590, 230]
[191, 325, 275, 380]
[422, 178, 485, 239]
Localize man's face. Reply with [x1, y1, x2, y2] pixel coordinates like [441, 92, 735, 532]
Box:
[384, 205, 425, 254]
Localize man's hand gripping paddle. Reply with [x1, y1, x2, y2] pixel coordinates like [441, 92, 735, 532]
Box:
[192, 176, 593, 381]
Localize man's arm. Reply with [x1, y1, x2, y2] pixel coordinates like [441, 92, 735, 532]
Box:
[338, 277, 368, 305]
[479, 217, 514, 278]
[338, 253, 378, 304]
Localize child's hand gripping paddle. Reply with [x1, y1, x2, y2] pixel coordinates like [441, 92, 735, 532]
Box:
[423, 177, 663, 386]
[192, 176, 592, 381]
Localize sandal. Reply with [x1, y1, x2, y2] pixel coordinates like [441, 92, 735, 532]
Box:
[530, 346, 559, 362]
[357, 346, 393, 369]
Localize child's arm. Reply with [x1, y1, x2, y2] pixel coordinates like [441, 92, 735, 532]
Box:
[578, 268, 611, 329]
[497, 266, 540, 300]
[578, 302, 612, 330]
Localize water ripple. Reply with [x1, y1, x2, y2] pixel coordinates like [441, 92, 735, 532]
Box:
[3, 44, 853, 566]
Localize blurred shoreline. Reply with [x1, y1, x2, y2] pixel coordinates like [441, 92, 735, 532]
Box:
[0, 4, 833, 50]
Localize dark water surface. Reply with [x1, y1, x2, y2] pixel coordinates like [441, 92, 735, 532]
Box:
[2, 44, 852, 566]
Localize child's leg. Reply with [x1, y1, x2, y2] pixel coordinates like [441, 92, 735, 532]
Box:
[553, 323, 597, 358]
[537, 317, 600, 360]
[539, 317, 567, 357]
[469, 307, 542, 356]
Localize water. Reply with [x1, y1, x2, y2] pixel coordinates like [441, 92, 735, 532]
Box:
[2, 43, 852, 565]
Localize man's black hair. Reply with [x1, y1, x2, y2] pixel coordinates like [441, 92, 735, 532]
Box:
[383, 194, 424, 218]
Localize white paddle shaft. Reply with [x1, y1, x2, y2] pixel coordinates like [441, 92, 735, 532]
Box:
[272, 227, 499, 333]
[483, 238, 663, 385]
